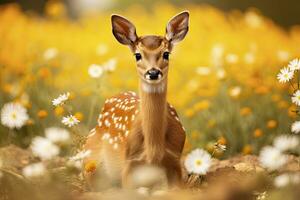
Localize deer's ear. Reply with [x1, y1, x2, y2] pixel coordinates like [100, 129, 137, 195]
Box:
[165, 11, 189, 44]
[111, 15, 138, 45]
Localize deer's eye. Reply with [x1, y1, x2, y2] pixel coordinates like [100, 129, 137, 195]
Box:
[135, 53, 142, 61]
[163, 52, 169, 60]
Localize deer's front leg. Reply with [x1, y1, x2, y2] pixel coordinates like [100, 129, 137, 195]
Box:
[164, 115, 186, 187]
[162, 152, 183, 187]
[122, 121, 144, 188]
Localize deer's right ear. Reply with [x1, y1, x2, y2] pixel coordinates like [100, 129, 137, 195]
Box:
[166, 11, 189, 44]
[111, 15, 138, 46]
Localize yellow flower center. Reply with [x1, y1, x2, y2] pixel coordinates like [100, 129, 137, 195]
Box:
[11, 112, 17, 119]
[195, 159, 202, 166]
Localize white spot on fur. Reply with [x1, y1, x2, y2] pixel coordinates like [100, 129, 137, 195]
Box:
[104, 119, 111, 127]
[102, 133, 110, 140]
[87, 131, 96, 138]
[113, 143, 118, 150]
[104, 112, 109, 116]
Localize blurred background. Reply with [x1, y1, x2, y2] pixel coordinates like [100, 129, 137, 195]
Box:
[0, 0, 300, 27]
[0, 1, 300, 199]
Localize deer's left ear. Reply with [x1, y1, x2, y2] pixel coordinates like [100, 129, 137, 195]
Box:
[165, 11, 189, 44]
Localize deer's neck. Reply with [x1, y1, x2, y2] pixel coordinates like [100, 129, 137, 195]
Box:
[139, 80, 167, 163]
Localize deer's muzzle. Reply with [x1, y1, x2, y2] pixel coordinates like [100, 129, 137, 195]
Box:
[145, 68, 162, 80]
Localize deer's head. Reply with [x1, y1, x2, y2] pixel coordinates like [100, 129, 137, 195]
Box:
[111, 11, 189, 93]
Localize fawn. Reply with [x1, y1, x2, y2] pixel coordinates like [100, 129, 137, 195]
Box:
[83, 11, 189, 188]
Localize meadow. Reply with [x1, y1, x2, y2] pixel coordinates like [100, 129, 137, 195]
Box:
[0, 2, 299, 200]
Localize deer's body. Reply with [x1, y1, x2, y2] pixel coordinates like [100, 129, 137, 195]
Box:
[83, 12, 189, 188]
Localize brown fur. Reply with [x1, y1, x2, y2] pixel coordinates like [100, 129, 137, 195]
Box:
[139, 81, 167, 163]
[84, 11, 189, 189]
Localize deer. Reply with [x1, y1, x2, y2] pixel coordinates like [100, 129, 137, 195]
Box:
[83, 11, 189, 189]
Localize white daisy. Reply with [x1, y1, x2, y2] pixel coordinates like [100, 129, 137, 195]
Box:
[211, 44, 224, 67]
[277, 50, 290, 62]
[256, 191, 267, 200]
[274, 173, 300, 188]
[292, 90, 300, 106]
[43, 48, 58, 60]
[68, 150, 91, 169]
[22, 162, 46, 178]
[88, 64, 103, 78]
[61, 115, 80, 127]
[291, 121, 300, 134]
[288, 58, 300, 71]
[273, 135, 299, 152]
[216, 69, 226, 80]
[225, 53, 239, 64]
[274, 174, 290, 188]
[184, 148, 212, 175]
[196, 66, 211, 76]
[96, 43, 108, 55]
[45, 127, 70, 143]
[244, 52, 255, 64]
[229, 86, 242, 98]
[259, 146, 287, 170]
[277, 67, 293, 83]
[103, 58, 117, 72]
[1, 102, 29, 129]
[52, 92, 70, 106]
[31, 136, 60, 160]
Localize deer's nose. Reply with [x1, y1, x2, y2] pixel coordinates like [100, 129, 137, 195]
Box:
[145, 68, 162, 80]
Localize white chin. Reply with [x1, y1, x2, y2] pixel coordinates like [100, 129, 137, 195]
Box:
[142, 82, 166, 93]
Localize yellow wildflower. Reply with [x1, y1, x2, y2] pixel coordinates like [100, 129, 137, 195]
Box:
[242, 145, 252, 155]
[184, 108, 195, 118]
[266, 120, 277, 129]
[38, 67, 51, 79]
[288, 105, 297, 118]
[37, 110, 48, 119]
[271, 94, 281, 102]
[253, 129, 263, 138]
[74, 112, 84, 121]
[85, 160, 97, 173]
[193, 100, 210, 111]
[54, 106, 64, 116]
[240, 107, 252, 116]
